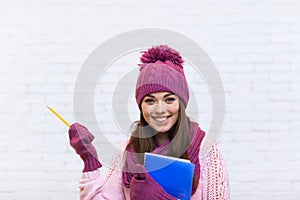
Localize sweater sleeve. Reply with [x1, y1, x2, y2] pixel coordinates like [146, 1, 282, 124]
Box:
[199, 142, 231, 200]
[78, 143, 127, 200]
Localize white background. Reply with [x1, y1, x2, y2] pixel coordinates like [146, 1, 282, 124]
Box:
[0, 0, 300, 199]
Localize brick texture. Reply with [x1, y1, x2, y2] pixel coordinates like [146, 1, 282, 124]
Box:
[0, 0, 299, 199]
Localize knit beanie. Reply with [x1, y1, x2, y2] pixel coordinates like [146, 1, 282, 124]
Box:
[135, 45, 189, 107]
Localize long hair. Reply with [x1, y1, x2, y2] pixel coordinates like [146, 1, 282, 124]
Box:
[125, 98, 199, 192]
[126, 99, 189, 158]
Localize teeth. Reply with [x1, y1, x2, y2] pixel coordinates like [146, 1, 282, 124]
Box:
[154, 117, 167, 122]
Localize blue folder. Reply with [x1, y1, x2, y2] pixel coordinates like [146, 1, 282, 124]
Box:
[144, 152, 195, 200]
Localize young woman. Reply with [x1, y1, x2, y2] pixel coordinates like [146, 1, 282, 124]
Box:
[68, 45, 230, 199]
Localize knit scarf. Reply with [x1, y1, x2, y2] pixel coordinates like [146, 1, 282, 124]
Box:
[122, 121, 205, 194]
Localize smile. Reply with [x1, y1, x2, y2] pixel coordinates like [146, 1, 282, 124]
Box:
[152, 116, 170, 122]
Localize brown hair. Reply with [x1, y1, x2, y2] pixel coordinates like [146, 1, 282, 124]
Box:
[125, 98, 199, 192]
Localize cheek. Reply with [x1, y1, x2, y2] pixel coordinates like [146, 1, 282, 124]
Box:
[170, 104, 179, 122]
[169, 103, 179, 115]
[141, 105, 151, 122]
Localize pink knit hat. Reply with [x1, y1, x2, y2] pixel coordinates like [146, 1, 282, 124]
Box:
[135, 45, 189, 107]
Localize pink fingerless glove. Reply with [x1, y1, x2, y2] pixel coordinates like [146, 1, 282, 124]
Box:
[130, 164, 176, 200]
[68, 123, 102, 172]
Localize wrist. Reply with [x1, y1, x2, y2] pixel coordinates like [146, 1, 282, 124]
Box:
[80, 154, 102, 172]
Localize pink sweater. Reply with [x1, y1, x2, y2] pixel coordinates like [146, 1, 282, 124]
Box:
[77, 142, 230, 200]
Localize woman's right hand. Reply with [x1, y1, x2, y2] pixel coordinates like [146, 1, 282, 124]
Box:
[130, 164, 176, 200]
[68, 123, 102, 172]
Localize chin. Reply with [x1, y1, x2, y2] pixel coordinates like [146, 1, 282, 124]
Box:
[153, 126, 171, 134]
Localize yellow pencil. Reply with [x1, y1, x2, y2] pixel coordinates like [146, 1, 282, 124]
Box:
[47, 106, 71, 127]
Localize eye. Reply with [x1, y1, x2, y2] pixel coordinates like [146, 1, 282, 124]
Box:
[165, 97, 176, 103]
[144, 98, 155, 104]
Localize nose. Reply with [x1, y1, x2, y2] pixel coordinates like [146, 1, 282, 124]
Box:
[154, 102, 166, 114]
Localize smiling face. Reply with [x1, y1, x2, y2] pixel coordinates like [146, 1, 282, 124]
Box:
[141, 91, 179, 134]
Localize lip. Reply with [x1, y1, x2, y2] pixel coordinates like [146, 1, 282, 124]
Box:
[151, 116, 170, 122]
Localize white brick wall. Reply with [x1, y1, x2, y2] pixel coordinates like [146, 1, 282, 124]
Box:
[1, 0, 299, 199]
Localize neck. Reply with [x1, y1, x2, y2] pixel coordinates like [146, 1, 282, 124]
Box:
[155, 132, 169, 146]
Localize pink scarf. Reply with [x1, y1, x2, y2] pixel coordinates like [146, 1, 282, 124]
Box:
[122, 121, 205, 193]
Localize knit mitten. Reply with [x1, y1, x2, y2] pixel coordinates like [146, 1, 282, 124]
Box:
[68, 123, 102, 172]
[130, 164, 176, 200]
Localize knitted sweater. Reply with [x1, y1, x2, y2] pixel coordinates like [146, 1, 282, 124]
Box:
[78, 142, 230, 200]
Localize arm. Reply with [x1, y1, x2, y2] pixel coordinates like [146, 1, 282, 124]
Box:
[78, 148, 127, 200]
[69, 123, 126, 200]
[200, 142, 231, 200]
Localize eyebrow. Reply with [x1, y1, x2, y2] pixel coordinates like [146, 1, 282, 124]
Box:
[145, 93, 175, 98]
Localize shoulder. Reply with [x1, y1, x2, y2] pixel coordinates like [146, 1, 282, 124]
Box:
[189, 120, 206, 147]
[200, 142, 226, 165]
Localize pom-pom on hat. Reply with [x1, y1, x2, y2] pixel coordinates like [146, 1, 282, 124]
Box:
[135, 45, 189, 108]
